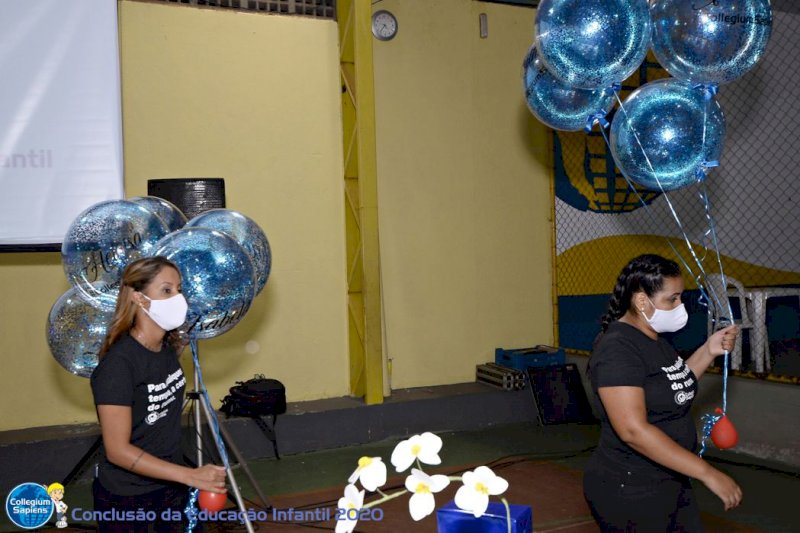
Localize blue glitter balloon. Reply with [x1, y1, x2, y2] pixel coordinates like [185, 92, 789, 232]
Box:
[152, 227, 256, 339]
[523, 45, 616, 132]
[651, 0, 772, 85]
[47, 287, 113, 378]
[62, 200, 170, 310]
[185, 209, 272, 295]
[534, 0, 651, 90]
[129, 196, 188, 232]
[610, 78, 726, 192]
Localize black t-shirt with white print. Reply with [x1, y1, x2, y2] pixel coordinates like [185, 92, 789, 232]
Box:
[91, 334, 186, 496]
[587, 321, 698, 481]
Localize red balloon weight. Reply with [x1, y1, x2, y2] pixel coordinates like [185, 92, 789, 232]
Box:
[198, 490, 227, 513]
[710, 408, 739, 449]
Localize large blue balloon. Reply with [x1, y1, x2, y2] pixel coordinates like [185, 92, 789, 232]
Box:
[130, 196, 188, 232]
[152, 227, 255, 339]
[610, 79, 726, 192]
[651, 0, 772, 85]
[534, 0, 651, 90]
[47, 287, 113, 378]
[185, 209, 272, 295]
[523, 45, 616, 132]
[62, 200, 170, 310]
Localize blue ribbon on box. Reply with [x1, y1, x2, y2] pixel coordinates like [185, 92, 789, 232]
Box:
[436, 501, 532, 533]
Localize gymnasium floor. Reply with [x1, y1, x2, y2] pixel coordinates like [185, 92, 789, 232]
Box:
[11, 422, 800, 532]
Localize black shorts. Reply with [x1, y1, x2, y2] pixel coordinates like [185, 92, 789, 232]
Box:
[92, 478, 190, 533]
[583, 465, 704, 532]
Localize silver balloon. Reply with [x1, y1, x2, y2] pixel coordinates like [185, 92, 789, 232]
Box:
[535, 0, 652, 89]
[152, 227, 256, 339]
[185, 209, 272, 295]
[523, 44, 617, 132]
[47, 287, 113, 378]
[609, 78, 726, 192]
[651, 0, 772, 85]
[129, 196, 188, 232]
[62, 200, 170, 310]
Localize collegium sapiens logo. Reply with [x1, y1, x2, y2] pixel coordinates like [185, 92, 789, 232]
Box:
[5, 483, 54, 529]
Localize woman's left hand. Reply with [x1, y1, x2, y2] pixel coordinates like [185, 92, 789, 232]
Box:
[707, 324, 739, 357]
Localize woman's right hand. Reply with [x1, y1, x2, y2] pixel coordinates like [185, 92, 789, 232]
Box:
[702, 467, 742, 510]
[186, 464, 227, 493]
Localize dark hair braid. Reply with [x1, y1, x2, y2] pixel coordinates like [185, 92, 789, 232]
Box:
[599, 268, 631, 333]
[598, 254, 682, 333]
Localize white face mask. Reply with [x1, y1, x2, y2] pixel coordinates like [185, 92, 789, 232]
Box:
[642, 297, 688, 333]
[141, 293, 188, 331]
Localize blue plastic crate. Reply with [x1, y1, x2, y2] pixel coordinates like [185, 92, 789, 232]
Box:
[436, 500, 532, 533]
[494, 345, 565, 371]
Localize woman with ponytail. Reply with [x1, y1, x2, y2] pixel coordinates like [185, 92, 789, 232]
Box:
[583, 254, 742, 532]
[90, 257, 226, 532]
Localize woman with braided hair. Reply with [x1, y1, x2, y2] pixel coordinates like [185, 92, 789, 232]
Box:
[583, 254, 742, 532]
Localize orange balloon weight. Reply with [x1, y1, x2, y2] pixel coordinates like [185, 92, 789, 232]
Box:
[710, 408, 739, 449]
[198, 490, 227, 513]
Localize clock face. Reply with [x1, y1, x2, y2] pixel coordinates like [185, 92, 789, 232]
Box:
[372, 10, 397, 41]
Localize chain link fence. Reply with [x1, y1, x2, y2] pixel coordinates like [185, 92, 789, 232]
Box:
[553, 3, 800, 380]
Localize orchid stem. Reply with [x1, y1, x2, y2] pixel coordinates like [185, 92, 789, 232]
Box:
[362, 488, 408, 509]
[500, 497, 511, 533]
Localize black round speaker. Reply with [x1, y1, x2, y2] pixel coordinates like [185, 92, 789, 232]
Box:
[147, 178, 226, 220]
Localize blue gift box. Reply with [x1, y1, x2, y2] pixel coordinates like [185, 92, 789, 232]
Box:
[436, 500, 532, 533]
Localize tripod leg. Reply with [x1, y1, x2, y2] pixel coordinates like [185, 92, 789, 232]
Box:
[194, 372, 203, 467]
[218, 421, 273, 511]
[198, 398, 256, 533]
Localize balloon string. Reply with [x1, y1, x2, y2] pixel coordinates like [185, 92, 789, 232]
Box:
[608, 86, 733, 454]
[699, 84, 710, 160]
[723, 350, 729, 413]
[184, 488, 199, 533]
[611, 89, 732, 322]
[698, 411, 722, 457]
[695, 83, 734, 325]
[694, 91, 733, 417]
[598, 126, 709, 304]
[699, 352, 729, 458]
[697, 180, 735, 323]
[611, 90, 710, 281]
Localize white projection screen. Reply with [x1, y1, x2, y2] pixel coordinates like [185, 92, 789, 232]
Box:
[0, 0, 123, 251]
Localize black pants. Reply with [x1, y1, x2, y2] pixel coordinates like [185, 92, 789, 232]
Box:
[583, 466, 704, 532]
[92, 478, 190, 533]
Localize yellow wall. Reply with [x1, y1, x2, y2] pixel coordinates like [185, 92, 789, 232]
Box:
[0, 0, 553, 431]
[373, 0, 553, 388]
[0, 1, 349, 431]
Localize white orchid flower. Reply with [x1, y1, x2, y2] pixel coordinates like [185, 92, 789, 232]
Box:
[335, 483, 365, 533]
[454, 466, 509, 518]
[404, 468, 450, 521]
[390, 432, 443, 472]
[347, 456, 387, 492]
